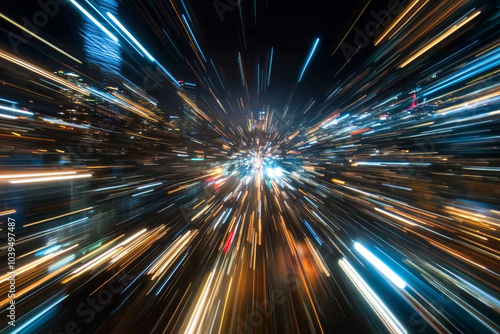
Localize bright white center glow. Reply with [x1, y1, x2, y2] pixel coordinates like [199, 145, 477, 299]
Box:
[266, 167, 275, 178]
[265, 167, 284, 179]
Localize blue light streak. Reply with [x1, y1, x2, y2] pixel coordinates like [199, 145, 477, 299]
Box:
[69, 0, 117, 41]
[354, 242, 407, 289]
[107, 13, 155, 61]
[268, 47, 274, 86]
[181, 14, 207, 63]
[298, 38, 320, 83]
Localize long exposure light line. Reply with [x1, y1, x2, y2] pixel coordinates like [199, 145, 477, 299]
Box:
[0, 105, 33, 116]
[9, 174, 92, 184]
[69, 0, 118, 42]
[354, 242, 407, 289]
[400, 11, 481, 68]
[339, 258, 407, 334]
[298, 38, 320, 83]
[107, 12, 155, 61]
[0, 12, 82, 63]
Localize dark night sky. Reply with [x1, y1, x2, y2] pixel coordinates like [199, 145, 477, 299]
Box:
[187, 0, 395, 118]
[192, 0, 364, 108]
[0, 0, 398, 125]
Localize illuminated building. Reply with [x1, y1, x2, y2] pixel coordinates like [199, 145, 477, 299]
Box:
[179, 81, 197, 133]
[82, 0, 122, 77]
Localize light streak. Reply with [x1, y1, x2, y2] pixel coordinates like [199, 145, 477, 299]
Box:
[0, 171, 78, 179]
[0, 105, 33, 116]
[374, 0, 422, 46]
[354, 242, 407, 288]
[298, 38, 320, 83]
[181, 14, 207, 62]
[107, 12, 155, 61]
[339, 258, 407, 334]
[11, 295, 68, 334]
[400, 11, 481, 68]
[69, 0, 118, 41]
[0, 12, 82, 63]
[9, 174, 92, 184]
[268, 47, 274, 86]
